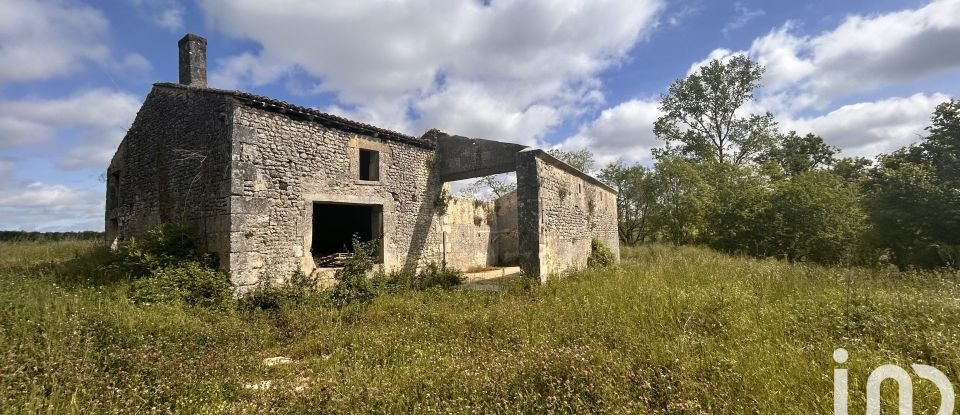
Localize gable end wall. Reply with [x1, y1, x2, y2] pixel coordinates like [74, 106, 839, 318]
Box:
[105, 86, 234, 266]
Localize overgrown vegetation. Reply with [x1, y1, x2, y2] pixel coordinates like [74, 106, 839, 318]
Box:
[3, 240, 958, 413]
[594, 56, 959, 270]
[239, 238, 465, 311]
[329, 239, 379, 307]
[587, 237, 616, 268]
[128, 261, 234, 309]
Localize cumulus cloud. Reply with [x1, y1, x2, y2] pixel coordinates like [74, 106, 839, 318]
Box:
[558, 99, 662, 166]
[0, 160, 103, 231]
[0, 0, 111, 84]
[200, 0, 664, 142]
[0, 181, 104, 231]
[0, 89, 141, 169]
[782, 93, 949, 158]
[573, 0, 959, 164]
[697, 0, 960, 109]
[209, 52, 293, 91]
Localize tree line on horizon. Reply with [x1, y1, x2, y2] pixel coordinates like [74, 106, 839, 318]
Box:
[552, 56, 958, 270]
[0, 230, 104, 242]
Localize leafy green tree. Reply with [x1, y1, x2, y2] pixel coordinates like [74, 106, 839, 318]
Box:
[699, 162, 771, 255]
[762, 132, 838, 177]
[599, 162, 662, 244]
[765, 171, 867, 263]
[652, 157, 712, 244]
[924, 99, 960, 188]
[833, 157, 873, 183]
[653, 55, 778, 165]
[864, 100, 960, 269]
[548, 148, 595, 172]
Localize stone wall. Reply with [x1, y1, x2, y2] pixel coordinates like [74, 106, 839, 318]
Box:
[441, 196, 496, 270]
[228, 103, 444, 288]
[516, 149, 619, 279]
[105, 84, 233, 265]
[494, 191, 519, 265]
[438, 192, 519, 270]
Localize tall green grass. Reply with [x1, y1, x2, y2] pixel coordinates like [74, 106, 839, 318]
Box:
[1, 241, 958, 413]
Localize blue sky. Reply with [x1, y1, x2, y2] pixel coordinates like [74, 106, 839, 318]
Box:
[1, 0, 958, 231]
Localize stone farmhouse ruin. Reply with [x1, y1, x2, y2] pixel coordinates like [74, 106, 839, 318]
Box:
[105, 34, 619, 290]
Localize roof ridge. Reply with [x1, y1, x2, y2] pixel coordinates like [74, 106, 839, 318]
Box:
[153, 82, 433, 148]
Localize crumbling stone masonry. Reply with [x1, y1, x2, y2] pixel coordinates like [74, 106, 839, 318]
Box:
[105, 34, 619, 289]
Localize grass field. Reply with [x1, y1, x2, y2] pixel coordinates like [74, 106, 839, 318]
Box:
[1, 240, 959, 413]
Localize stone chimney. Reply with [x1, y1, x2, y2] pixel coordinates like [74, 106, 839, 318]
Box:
[178, 33, 207, 87]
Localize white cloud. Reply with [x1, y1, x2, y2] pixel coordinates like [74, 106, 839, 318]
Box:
[686, 48, 739, 75]
[698, 0, 960, 110]
[783, 93, 949, 158]
[413, 80, 598, 146]
[129, 0, 185, 32]
[209, 52, 293, 91]
[558, 99, 662, 166]
[566, 92, 951, 165]
[0, 161, 103, 231]
[0, 0, 111, 84]
[0, 180, 104, 231]
[155, 8, 184, 31]
[0, 89, 141, 169]
[722, 2, 765, 38]
[576, 0, 959, 165]
[200, 0, 664, 142]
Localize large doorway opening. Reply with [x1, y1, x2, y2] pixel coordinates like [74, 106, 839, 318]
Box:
[311, 202, 383, 267]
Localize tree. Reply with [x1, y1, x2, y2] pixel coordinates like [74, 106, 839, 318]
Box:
[765, 171, 867, 264]
[464, 174, 516, 200]
[924, 99, 960, 188]
[653, 55, 778, 165]
[652, 157, 712, 244]
[548, 148, 595, 172]
[599, 162, 661, 244]
[833, 157, 873, 183]
[865, 100, 960, 269]
[699, 162, 771, 256]
[762, 132, 838, 177]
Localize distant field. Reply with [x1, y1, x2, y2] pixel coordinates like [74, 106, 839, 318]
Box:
[1, 240, 958, 413]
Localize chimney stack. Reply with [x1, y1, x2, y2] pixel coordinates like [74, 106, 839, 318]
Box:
[178, 33, 207, 87]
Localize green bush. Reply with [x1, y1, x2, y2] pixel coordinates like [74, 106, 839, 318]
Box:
[330, 239, 379, 307]
[238, 271, 327, 311]
[370, 268, 413, 295]
[372, 262, 464, 293]
[114, 223, 232, 309]
[129, 261, 234, 309]
[111, 223, 213, 278]
[415, 261, 464, 289]
[587, 238, 616, 268]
